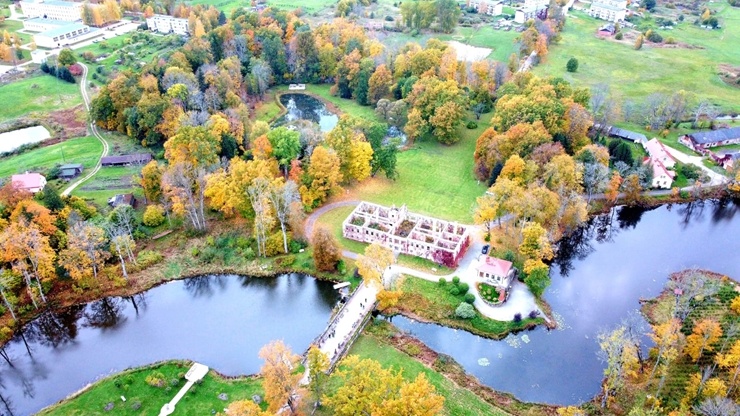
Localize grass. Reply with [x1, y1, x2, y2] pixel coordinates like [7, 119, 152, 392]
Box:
[73, 166, 143, 208]
[534, 7, 740, 111]
[325, 334, 510, 416]
[76, 32, 181, 77]
[0, 75, 82, 123]
[0, 136, 102, 179]
[38, 361, 266, 415]
[393, 275, 543, 339]
[0, 19, 33, 44]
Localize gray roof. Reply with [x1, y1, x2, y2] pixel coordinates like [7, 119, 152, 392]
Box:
[101, 153, 153, 165]
[38, 22, 88, 39]
[609, 127, 647, 142]
[59, 163, 83, 170]
[687, 127, 740, 145]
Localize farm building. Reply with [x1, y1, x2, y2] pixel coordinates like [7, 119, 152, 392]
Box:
[101, 153, 153, 167]
[58, 163, 83, 180]
[712, 152, 740, 170]
[645, 158, 675, 189]
[606, 126, 647, 144]
[643, 138, 677, 169]
[108, 193, 136, 208]
[11, 172, 47, 193]
[679, 127, 740, 151]
[467, 0, 503, 16]
[343, 202, 470, 267]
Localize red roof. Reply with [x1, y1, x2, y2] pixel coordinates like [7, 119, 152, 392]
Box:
[478, 256, 513, 277]
[11, 172, 46, 190]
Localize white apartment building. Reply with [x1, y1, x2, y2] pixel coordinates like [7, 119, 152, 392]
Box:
[589, 0, 627, 22]
[146, 14, 189, 36]
[19, 0, 83, 21]
[467, 0, 503, 16]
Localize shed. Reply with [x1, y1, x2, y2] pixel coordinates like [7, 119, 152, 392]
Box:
[108, 193, 137, 208]
[101, 153, 153, 167]
[58, 163, 84, 180]
[608, 127, 647, 144]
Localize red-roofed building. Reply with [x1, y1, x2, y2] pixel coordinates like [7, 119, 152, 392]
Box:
[11, 172, 47, 193]
[477, 256, 515, 289]
[644, 157, 675, 189]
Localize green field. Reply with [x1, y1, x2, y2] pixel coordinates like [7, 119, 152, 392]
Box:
[534, 7, 740, 111]
[38, 361, 266, 416]
[322, 333, 509, 416]
[0, 75, 82, 123]
[0, 19, 33, 44]
[0, 136, 102, 179]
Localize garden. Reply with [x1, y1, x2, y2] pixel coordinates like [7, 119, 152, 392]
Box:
[477, 282, 503, 305]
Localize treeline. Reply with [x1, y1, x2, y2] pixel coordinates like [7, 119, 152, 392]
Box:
[80, 0, 122, 27]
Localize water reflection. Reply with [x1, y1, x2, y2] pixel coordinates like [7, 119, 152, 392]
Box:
[0, 274, 338, 415]
[394, 200, 740, 405]
[273, 94, 339, 132]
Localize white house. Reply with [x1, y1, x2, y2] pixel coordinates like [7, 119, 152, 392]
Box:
[146, 14, 189, 36]
[11, 173, 47, 193]
[19, 0, 83, 21]
[643, 138, 677, 169]
[645, 158, 675, 189]
[514, 4, 546, 24]
[467, 0, 503, 16]
[477, 256, 515, 289]
[589, 0, 627, 22]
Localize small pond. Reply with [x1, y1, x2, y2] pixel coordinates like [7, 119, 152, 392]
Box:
[273, 93, 338, 132]
[391, 199, 740, 405]
[0, 273, 338, 415]
[0, 126, 51, 154]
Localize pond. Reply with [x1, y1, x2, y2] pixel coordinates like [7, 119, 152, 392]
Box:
[0, 126, 51, 154]
[390, 199, 740, 406]
[0, 273, 338, 416]
[273, 93, 338, 132]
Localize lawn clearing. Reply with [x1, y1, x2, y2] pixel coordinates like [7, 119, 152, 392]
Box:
[321, 334, 509, 416]
[38, 361, 266, 416]
[534, 8, 740, 111]
[0, 136, 102, 179]
[0, 75, 82, 123]
[0, 19, 33, 44]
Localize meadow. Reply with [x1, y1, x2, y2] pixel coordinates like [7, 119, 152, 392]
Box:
[0, 136, 102, 179]
[0, 75, 82, 123]
[534, 7, 740, 111]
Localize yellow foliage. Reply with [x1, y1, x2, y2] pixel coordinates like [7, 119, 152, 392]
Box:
[357, 243, 394, 288]
[684, 318, 722, 362]
[376, 290, 401, 311]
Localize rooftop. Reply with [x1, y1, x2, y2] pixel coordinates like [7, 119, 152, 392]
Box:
[59, 163, 83, 170]
[21, 0, 81, 7]
[478, 256, 513, 277]
[609, 127, 647, 142]
[26, 17, 68, 26]
[687, 127, 740, 145]
[39, 22, 88, 38]
[11, 172, 46, 189]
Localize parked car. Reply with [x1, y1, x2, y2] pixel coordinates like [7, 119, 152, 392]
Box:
[481, 245, 490, 255]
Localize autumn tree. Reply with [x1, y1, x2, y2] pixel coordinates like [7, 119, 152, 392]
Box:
[163, 162, 208, 231]
[404, 76, 467, 144]
[164, 125, 221, 167]
[519, 222, 554, 263]
[1, 221, 55, 307]
[306, 345, 329, 407]
[62, 221, 109, 281]
[474, 194, 500, 240]
[267, 180, 299, 254]
[621, 173, 643, 207]
[685, 319, 723, 363]
[376, 289, 402, 311]
[220, 400, 270, 416]
[357, 243, 394, 289]
[300, 147, 342, 208]
[248, 178, 275, 257]
[259, 340, 303, 415]
[598, 325, 640, 407]
[368, 64, 392, 105]
[267, 127, 301, 177]
[311, 226, 341, 272]
[139, 160, 164, 204]
[716, 339, 740, 393]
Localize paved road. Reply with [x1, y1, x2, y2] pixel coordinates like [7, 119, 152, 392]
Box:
[61, 62, 110, 196]
[662, 145, 727, 186]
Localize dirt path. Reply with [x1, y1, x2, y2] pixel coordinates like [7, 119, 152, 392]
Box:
[62, 62, 110, 196]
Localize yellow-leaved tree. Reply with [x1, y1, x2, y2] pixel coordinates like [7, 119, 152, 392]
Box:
[259, 340, 304, 415]
[684, 318, 723, 362]
[356, 243, 394, 289]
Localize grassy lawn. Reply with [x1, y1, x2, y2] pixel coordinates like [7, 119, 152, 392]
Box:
[268, 0, 335, 13]
[534, 7, 740, 111]
[326, 334, 510, 416]
[0, 136, 102, 179]
[0, 75, 82, 123]
[38, 361, 266, 416]
[0, 19, 33, 44]
[347, 115, 486, 223]
[393, 275, 544, 339]
[77, 32, 181, 78]
[73, 166, 143, 208]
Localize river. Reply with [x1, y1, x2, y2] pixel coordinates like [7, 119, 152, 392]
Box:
[0, 274, 337, 416]
[391, 199, 740, 405]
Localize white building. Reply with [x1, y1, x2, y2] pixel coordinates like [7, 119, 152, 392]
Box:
[19, 0, 83, 21]
[645, 158, 675, 189]
[643, 138, 677, 169]
[23, 17, 68, 32]
[146, 14, 189, 36]
[589, 0, 627, 22]
[11, 173, 47, 194]
[34, 22, 90, 48]
[467, 0, 503, 16]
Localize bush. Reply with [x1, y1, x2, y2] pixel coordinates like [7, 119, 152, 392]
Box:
[647, 31, 663, 43]
[529, 310, 540, 319]
[275, 255, 296, 267]
[143, 205, 166, 227]
[615, 32, 623, 40]
[265, 231, 292, 257]
[466, 121, 478, 129]
[385, 15, 394, 21]
[680, 163, 701, 180]
[288, 239, 305, 254]
[243, 247, 256, 260]
[438, 277, 446, 286]
[514, 313, 522, 322]
[455, 302, 476, 319]
[452, 276, 460, 285]
[449, 286, 460, 296]
[145, 372, 167, 388]
[457, 282, 469, 294]
[137, 250, 164, 268]
[464, 293, 476, 304]
[566, 57, 579, 72]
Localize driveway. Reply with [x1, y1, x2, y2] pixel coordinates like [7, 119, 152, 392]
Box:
[663, 145, 728, 186]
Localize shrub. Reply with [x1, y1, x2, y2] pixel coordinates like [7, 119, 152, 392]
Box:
[143, 205, 166, 227]
[337, 259, 347, 274]
[455, 302, 476, 319]
[145, 372, 167, 388]
[529, 310, 540, 319]
[438, 277, 446, 286]
[457, 282, 469, 294]
[275, 255, 296, 267]
[452, 276, 460, 285]
[265, 231, 292, 257]
[466, 121, 478, 129]
[385, 15, 394, 21]
[288, 239, 305, 254]
[615, 32, 623, 40]
[243, 247, 256, 260]
[566, 57, 578, 72]
[464, 293, 476, 304]
[137, 250, 164, 268]
[449, 286, 460, 296]
[514, 313, 522, 322]
[647, 31, 663, 43]
[404, 343, 421, 356]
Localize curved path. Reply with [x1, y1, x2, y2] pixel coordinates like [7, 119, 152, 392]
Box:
[62, 62, 110, 196]
[304, 199, 360, 259]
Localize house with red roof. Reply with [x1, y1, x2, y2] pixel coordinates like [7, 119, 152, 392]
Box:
[643, 138, 677, 169]
[477, 256, 515, 290]
[644, 157, 675, 189]
[11, 172, 47, 193]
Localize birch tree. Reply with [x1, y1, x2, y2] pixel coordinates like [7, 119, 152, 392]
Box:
[65, 221, 109, 280]
[268, 180, 299, 254]
[247, 178, 274, 257]
[163, 162, 208, 231]
[0, 270, 18, 320]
